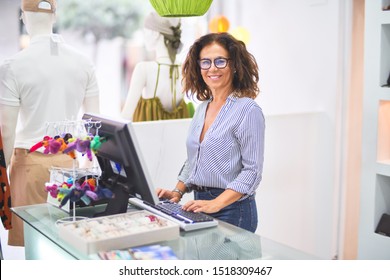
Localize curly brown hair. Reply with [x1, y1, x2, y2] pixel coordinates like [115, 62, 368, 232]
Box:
[182, 32, 259, 101]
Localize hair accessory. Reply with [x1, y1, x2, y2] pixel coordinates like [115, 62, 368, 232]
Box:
[29, 136, 52, 153]
[54, 135, 104, 160]
[34, 120, 112, 212]
[46, 174, 115, 209]
[82, 178, 96, 192]
[57, 177, 101, 208]
[76, 138, 92, 161]
[62, 133, 73, 143]
[59, 187, 85, 208]
[91, 136, 106, 154]
[46, 137, 65, 154]
[45, 183, 59, 198]
[56, 181, 72, 202]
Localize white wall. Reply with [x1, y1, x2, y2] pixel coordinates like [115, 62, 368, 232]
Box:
[234, 0, 347, 259]
[0, 0, 20, 62]
[258, 112, 336, 258]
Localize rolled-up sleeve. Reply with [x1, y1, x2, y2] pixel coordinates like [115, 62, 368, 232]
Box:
[227, 104, 265, 194]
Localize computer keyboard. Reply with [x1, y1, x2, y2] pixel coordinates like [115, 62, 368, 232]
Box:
[128, 197, 218, 231]
[154, 200, 215, 223]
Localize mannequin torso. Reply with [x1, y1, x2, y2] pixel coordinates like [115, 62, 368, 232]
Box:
[121, 29, 187, 121]
[0, 11, 99, 164]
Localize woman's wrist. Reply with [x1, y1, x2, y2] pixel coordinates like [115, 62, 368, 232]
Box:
[172, 187, 185, 198]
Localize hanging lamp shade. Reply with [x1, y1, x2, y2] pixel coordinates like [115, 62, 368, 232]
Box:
[231, 26, 251, 45]
[209, 15, 230, 33]
[149, 0, 213, 17]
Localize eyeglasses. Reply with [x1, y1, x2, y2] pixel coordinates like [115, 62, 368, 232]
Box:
[198, 57, 230, 70]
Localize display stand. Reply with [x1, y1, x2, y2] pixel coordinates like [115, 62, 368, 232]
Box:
[37, 119, 105, 226]
[54, 159, 86, 225]
[54, 184, 87, 225]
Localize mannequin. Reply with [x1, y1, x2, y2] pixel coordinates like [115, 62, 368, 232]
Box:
[23, 9, 54, 36]
[121, 12, 192, 121]
[0, 0, 99, 246]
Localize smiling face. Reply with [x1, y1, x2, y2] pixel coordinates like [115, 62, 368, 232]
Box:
[199, 42, 234, 95]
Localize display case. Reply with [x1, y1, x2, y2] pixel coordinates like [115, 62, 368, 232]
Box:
[12, 203, 318, 260]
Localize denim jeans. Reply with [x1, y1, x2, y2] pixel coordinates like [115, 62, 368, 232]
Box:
[194, 188, 258, 233]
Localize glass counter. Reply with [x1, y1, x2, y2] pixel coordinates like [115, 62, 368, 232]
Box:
[12, 203, 318, 260]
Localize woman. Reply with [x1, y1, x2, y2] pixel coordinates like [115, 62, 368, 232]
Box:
[156, 33, 265, 232]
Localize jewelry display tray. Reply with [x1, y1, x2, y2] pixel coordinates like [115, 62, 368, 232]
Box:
[58, 210, 180, 254]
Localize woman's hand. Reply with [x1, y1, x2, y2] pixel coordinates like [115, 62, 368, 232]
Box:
[182, 189, 243, 213]
[182, 199, 222, 213]
[156, 188, 182, 203]
[156, 181, 187, 203]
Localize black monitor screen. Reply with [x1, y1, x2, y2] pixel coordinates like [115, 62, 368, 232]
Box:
[82, 113, 159, 216]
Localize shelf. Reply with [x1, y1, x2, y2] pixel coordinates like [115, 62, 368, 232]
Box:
[376, 101, 390, 162]
[380, 24, 390, 86]
[360, 231, 390, 259]
[374, 232, 390, 240]
[381, 12, 390, 24]
[381, 0, 390, 24]
[379, 87, 390, 99]
[380, 6, 390, 21]
[383, 0, 390, 13]
[375, 175, 390, 228]
[379, 90, 390, 101]
[376, 161, 390, 176]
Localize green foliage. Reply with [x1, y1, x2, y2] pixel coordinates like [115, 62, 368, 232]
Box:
[56, 0, 149, 41]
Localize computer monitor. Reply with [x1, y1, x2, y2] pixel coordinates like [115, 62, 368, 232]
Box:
[82, 113, 159, 217]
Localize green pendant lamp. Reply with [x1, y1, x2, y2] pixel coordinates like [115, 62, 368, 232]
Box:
[149, 0, 213, 17]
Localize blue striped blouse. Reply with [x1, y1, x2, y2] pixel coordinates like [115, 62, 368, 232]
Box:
[178, 95, 265, 197]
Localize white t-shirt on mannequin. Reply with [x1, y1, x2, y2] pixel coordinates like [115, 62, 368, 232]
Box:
[120, 28, 184, 121]
[0, 11, 100, 165]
